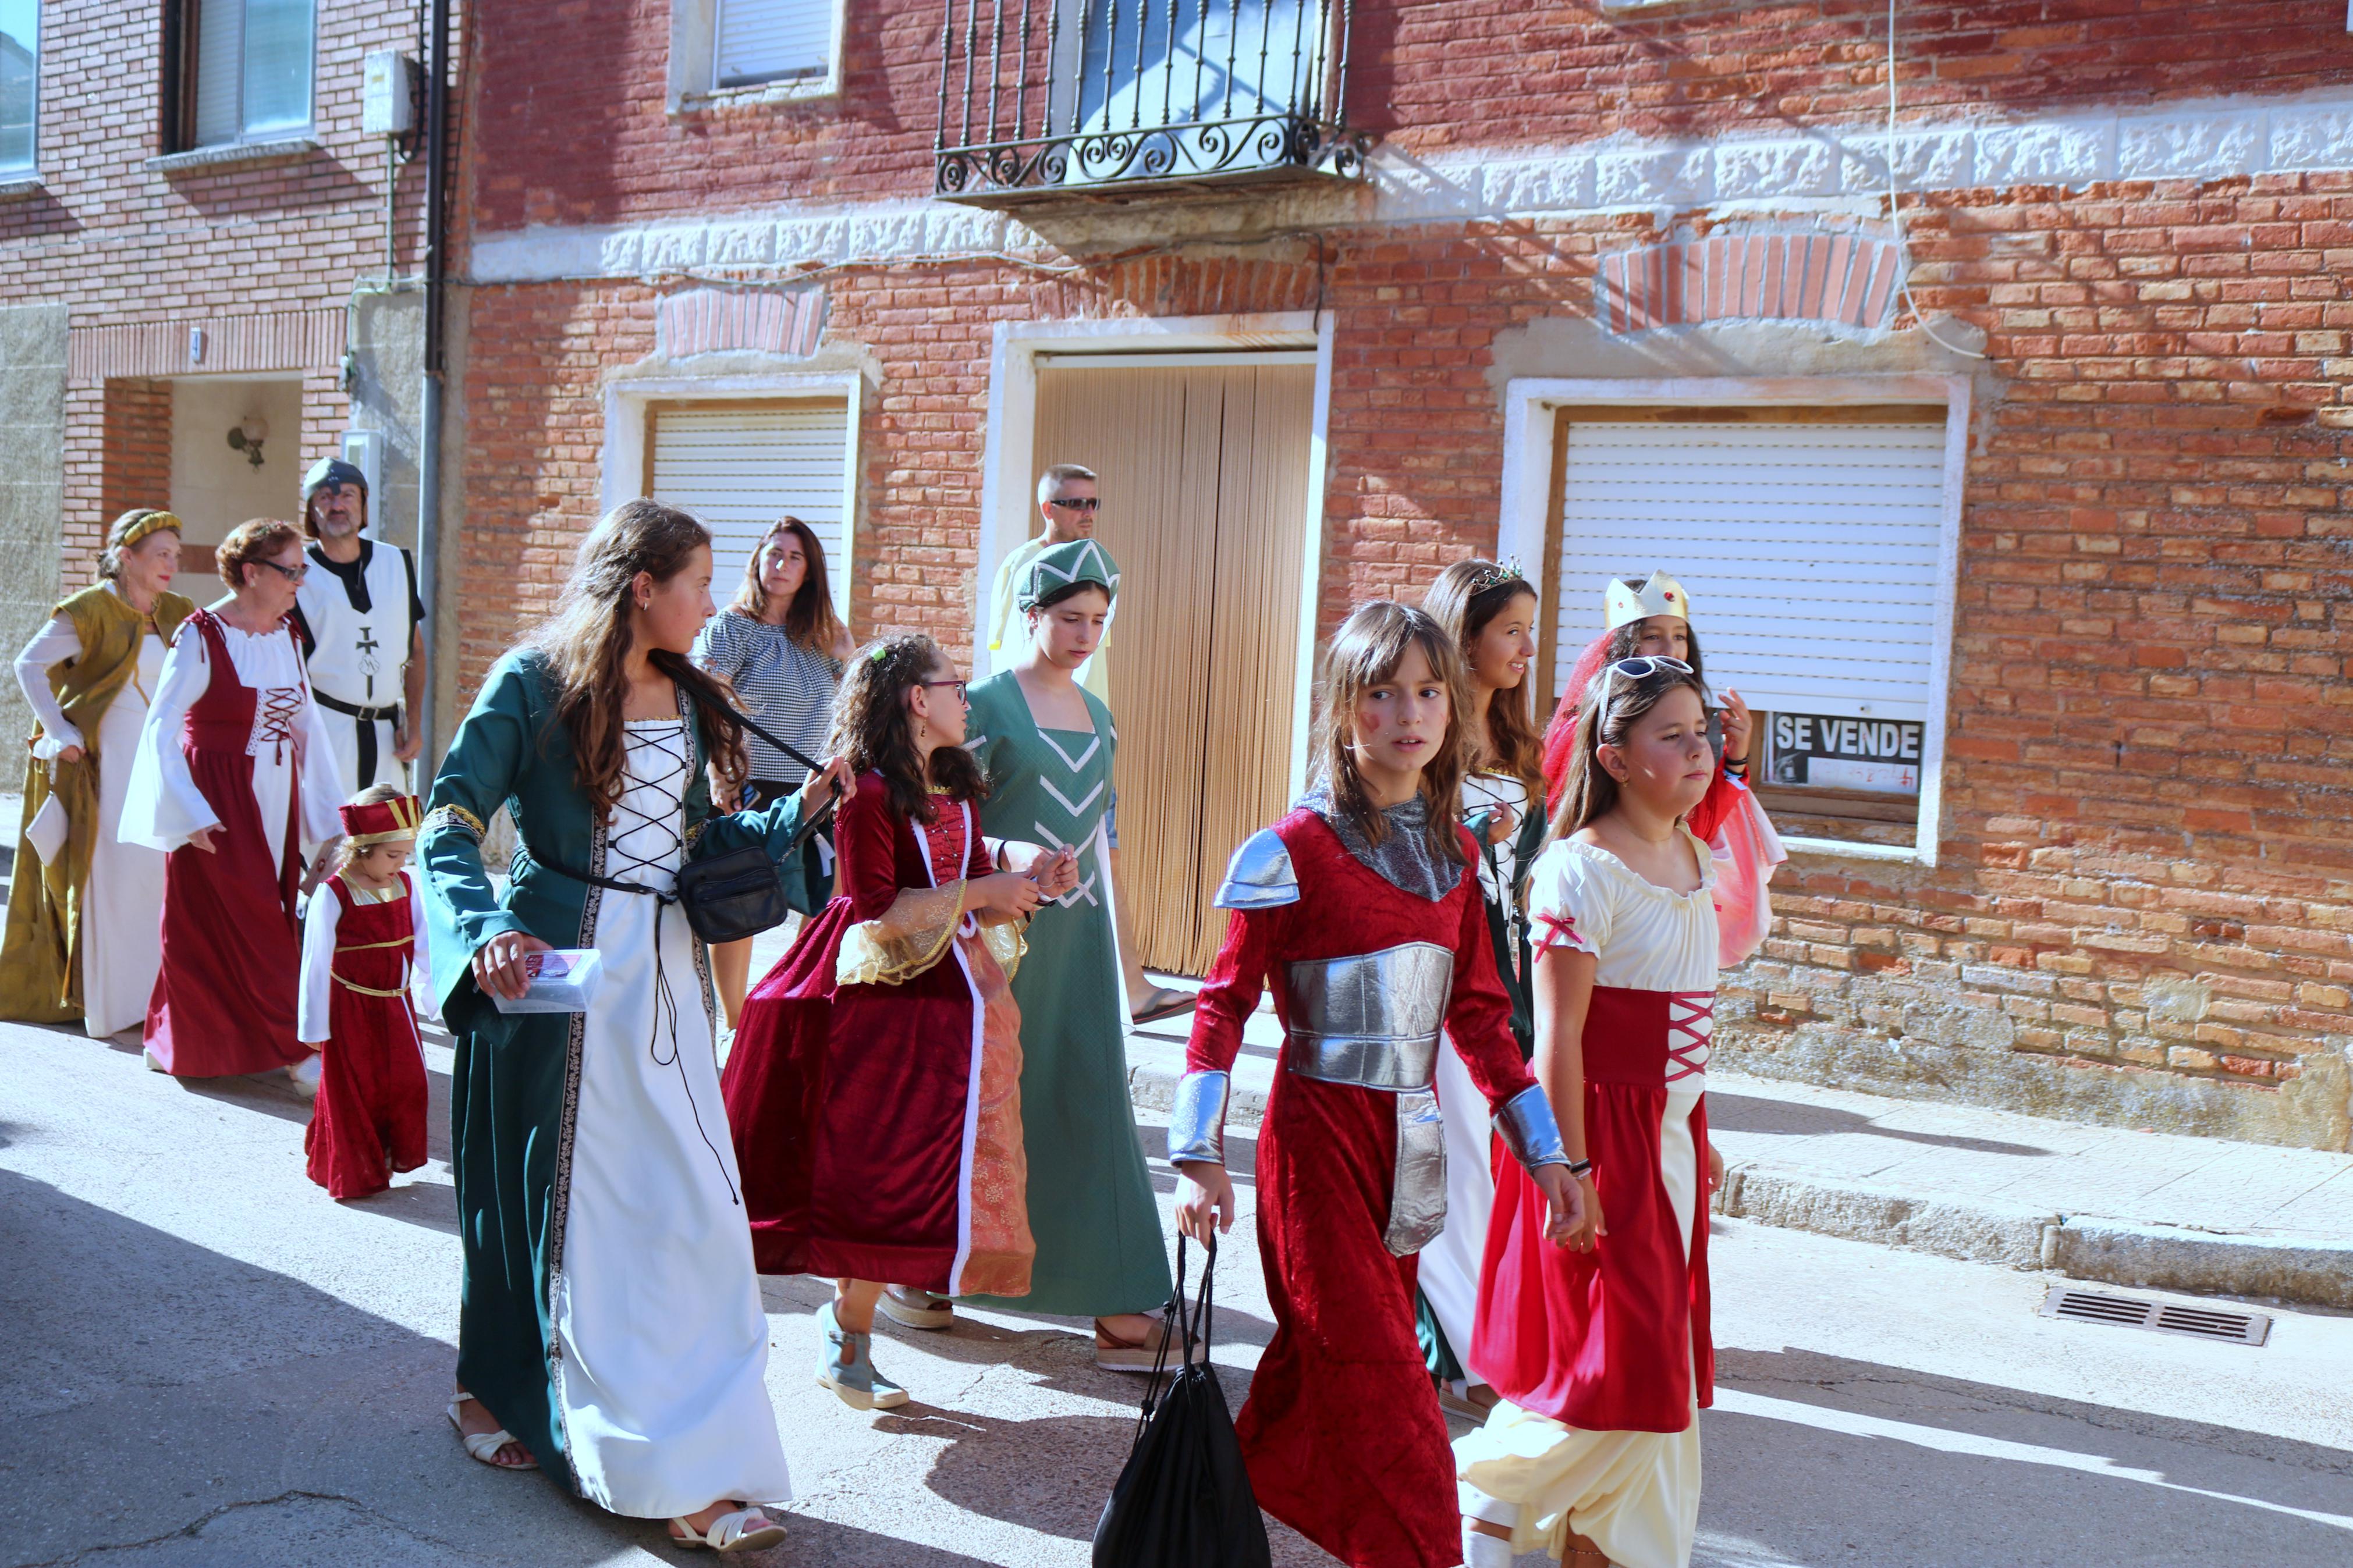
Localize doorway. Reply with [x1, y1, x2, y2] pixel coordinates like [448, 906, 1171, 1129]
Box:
[1031, 355, 1316, 975]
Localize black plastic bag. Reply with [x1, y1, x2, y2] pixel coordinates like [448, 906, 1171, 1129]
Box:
[1092, 1237, 1272, 1568]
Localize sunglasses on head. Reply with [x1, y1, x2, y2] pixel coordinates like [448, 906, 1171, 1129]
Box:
[1606, 655, 1692, 682]
[1047, 496, 1100, 513]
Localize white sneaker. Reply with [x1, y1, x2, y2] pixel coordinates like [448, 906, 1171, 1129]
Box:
[289, 1055, 323, 1097]
[143, 1048, 167, 1073]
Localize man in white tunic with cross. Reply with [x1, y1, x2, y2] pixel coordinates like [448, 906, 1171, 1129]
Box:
[291, 458, 427, 795]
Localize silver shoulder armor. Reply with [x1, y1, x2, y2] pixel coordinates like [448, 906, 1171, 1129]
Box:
[1214, 828, 1299, 911]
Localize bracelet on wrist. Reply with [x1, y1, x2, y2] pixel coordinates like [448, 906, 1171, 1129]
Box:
[1566, 1158, 1593, 1178]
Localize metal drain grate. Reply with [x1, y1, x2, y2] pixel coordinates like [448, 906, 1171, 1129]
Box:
[2038, 1285, 2271, 1346]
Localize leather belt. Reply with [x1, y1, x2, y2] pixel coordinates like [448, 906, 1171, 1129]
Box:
[314, 691, 400, 723]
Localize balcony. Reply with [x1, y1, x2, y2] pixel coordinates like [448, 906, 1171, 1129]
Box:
[932, 0, 1369, 207]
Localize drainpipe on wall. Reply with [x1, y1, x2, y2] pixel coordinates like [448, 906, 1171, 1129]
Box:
[413, 0, 452, 768]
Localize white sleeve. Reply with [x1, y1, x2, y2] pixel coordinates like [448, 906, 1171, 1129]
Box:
[1528, 847, 1611, 958]
[119, 628, 221, 852]
[406, 870, 437, 1022]
[297, 884, 342, 1044]
[15, 616, 84, 758]
[296, 688, 347, 854]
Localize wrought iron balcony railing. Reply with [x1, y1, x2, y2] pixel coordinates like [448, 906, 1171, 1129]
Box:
[933, 0, 1369, 205]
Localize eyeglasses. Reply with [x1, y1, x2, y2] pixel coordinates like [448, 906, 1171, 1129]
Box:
[919, 678, 968, 705]
[1606, 655, 1692, 683]
[255, 559, 308, 584]
[1046, 496, 1100, 513]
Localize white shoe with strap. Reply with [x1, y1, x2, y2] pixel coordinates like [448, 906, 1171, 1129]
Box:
[669, 1506, 787, 1553]
[445, 1392, 536, 1470]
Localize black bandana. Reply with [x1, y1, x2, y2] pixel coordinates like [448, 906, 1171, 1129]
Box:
[1297, 783, 1460, 903]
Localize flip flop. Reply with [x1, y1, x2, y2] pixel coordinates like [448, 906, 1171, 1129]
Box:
[1131, 987, 1198, 1026]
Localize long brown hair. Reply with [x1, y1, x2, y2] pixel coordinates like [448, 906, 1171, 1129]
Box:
[1549, 657, 1709, 838]
[1422, 559, 1543, 793]
[827, 633, 985, 824]
[528, 499, 748, 822]
[727, 515, 846, 656]
[1312, 601, 1472, 867]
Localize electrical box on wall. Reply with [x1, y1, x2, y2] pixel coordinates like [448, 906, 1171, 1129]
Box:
[362, 51, 420, 136]
[341, 431, 386, 536]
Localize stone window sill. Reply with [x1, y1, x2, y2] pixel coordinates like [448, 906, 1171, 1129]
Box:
[0, 174, 44, 198]
[674, 74, 837, 114]
[145, 136, 321, 174]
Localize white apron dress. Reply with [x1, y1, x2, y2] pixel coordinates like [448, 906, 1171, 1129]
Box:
[552, 717, 793, 1517]
[1422, 769, 1536, 1385]
[13, 603, 171, 1036]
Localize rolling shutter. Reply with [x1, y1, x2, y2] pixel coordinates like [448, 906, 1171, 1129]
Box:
[648, 401, 853, 616]
[714, 0, 833, 87]
[1549, 417, 1948, 724]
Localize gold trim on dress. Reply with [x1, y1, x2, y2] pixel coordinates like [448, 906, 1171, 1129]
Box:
[836, 881, 966, 987]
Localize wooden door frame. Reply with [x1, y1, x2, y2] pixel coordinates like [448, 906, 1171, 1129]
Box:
[977, 312, 1334, 798]
[1494, 373, 1972, 869]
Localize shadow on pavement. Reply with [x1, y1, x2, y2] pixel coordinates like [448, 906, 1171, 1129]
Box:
[1707, 1090, 2052, 1158]
[0, 1167, 648, 1568]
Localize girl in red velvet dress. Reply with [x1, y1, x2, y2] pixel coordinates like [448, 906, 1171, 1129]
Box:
[1173, 601, 1582, 1568]
[722, 634, 1062, 1411]
[299, 787, 430, 1200]
[1458, 656, 1728, 1568]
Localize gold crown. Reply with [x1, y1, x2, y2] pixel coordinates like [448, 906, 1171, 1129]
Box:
[1604, 570, 1692, 630]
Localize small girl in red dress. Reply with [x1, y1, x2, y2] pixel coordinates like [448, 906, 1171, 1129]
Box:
[1458, 655, 1729, 1568]
[299, 785, 431, 1201]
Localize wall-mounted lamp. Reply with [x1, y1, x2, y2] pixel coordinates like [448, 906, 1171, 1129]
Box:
[226, 415, 269, 470]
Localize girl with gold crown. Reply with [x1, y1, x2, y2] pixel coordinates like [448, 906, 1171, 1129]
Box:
[1540, 571, 1784, 970]
[1, 510, 196, 1035]
[299, 784, 432, 1201]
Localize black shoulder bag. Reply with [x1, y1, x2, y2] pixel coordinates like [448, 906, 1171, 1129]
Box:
[1091, 1237, 1272, 1568]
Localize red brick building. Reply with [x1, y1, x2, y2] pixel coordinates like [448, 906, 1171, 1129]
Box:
[11, 3, 2350, 1149]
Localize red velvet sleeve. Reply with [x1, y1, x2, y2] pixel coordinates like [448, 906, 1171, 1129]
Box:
[1683, 759, 1742, 845]
[1184, 903, 1278, 1075]
[1443, 836, 1539, 1113]
[837, 778, 908, 921]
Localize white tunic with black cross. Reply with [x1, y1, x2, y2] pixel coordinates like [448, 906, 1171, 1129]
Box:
[293, 539, 421, 795]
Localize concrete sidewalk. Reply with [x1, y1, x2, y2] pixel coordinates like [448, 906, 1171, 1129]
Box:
[1122, 986, 2353, 1310]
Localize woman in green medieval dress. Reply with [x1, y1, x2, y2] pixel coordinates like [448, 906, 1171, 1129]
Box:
[882, 539, 1175, 1366]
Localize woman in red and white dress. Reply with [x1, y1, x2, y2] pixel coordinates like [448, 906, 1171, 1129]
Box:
[122, 518, 343, 1081]
[1458, 653, 1727, 1568]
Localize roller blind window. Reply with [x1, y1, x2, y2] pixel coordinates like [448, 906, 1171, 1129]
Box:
[1549, 410, 1952, 848]
[714, 0, 835, 89]
[190, 0, 315, 148]
[648, 403, 854, 618]
[0, 0, 34, 175]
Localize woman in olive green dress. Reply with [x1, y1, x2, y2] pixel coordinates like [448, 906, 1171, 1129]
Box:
[885, 540, 1174, 1366]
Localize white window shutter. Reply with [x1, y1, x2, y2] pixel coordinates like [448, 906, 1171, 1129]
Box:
[1550, 419, 1949, 724]
[193, 0, 245, 147]
[648, 404, 854, 618]
[714, 0, 833, 88]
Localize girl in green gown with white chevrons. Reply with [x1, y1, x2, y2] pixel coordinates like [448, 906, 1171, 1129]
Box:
[885, 540, 1175, 1366]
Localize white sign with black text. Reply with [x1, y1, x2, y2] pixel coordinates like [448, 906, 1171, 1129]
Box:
[1766, 712, 1924, 794]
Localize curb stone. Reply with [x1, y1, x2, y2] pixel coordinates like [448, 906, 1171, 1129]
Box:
[1126, 1057, 2353, 1311]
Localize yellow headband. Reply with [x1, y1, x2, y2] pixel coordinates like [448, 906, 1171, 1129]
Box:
[116, 512, 183, 551]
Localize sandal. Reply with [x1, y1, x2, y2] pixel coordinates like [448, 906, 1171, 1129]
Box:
[446, 1392, 537, 1470]
[879, 1285, 954, 1331]
[669, 1506, 787, 1553]
[1131, 986, 1198, 1026]
[1095, 1317, 1206, 1373]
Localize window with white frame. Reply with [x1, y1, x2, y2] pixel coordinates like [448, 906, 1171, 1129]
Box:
[175, 0, 315, 150]
[1543, 404, 1954, 852]
[714, 0, 835, 89]
[647, 400, 856, 617]
[0, 0, 36, 176]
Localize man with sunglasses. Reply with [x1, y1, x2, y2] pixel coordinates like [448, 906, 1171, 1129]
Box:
[982, 463, 1190, 1025]
[291, 457, 428, 794]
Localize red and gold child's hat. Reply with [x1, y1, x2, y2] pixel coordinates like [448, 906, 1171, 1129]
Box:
[339, 794, 422, 846]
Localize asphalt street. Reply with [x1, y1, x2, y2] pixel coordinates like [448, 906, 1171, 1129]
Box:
[3, 1016, 2349, 1568]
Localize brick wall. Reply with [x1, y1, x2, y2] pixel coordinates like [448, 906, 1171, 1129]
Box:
[98, 380, 175, 534]
[468, 1, 2353, 231]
